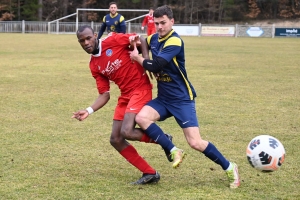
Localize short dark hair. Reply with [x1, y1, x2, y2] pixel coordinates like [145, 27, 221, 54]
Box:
[109, 2, 117, 7]
[149, 7, 154, 10]
[77, 25, 94, 35]
[153, 5, 173, 19]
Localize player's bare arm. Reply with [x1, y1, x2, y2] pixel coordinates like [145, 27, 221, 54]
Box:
[71, 92, 110, 121]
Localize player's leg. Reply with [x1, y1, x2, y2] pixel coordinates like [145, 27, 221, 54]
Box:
[147, 26, 152, 36]
[120, 89, 151, 142]
[183, 127, 230, 168]
[136, 99, 186, 166]
[112, 94, 160, 184]
[175, 100, 240, 188]
[121, 112, 173, 148]
[121, 90, 173, 161]
[109, 120, 159, 184]
[149, 27, 156, 35]
[183, 127, 240, 188]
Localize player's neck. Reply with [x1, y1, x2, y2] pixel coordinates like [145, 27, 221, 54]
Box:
[92, 39, 100, 55]
[110, 13, 118, 17]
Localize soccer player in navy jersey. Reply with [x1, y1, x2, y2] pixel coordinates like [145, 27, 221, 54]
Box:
[130, 5, 240, 188]
[72, 25, 173, 185]
[97, 2, 126, 40]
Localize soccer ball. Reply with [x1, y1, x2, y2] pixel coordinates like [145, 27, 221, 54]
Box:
[246, 135, 285, 172]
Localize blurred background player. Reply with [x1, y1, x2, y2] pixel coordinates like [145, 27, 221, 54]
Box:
[141, 7, 155, 36]
[97, 2, 126, 40]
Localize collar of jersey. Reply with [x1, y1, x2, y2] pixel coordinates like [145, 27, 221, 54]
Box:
[158, 29, 174, 42]
[92, 39, 102, 57]
[110, 13, 118, 18]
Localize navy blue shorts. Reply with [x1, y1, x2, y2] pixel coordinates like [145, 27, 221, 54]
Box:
[146, 98, 199, 128]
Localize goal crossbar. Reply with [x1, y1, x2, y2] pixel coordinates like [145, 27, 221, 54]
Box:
[76, 8, 149, 31]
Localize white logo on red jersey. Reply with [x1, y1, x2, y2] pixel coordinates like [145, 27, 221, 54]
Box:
[102, 59, 122, 76]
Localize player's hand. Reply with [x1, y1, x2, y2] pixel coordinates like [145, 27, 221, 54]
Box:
[153, 73, 160, 79]
[71, 110, 89, 121]
[129, 35, 141, 46]
[129, 43, 139, 62]
[146, 70, 154, 80]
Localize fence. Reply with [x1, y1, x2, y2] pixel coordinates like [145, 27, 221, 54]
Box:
[1, 20, 300, 38]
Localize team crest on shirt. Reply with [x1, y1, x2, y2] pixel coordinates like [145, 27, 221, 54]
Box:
[157, 73, 172, 82]
[114, 21, 119, 25]
[106, 49, 113, 56]
[110, 25, 116, 32]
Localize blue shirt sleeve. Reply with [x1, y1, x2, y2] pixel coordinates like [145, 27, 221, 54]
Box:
[119, 17, 126, 33]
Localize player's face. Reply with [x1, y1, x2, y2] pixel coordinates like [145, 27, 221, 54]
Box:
[109, 4, 117, 15]
[77, 28, 97, 54]
[149, 9, 154, 15]
[154, 15, 174, 38]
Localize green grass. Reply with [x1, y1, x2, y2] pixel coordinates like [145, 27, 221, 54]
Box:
[0, 33, 299, 199]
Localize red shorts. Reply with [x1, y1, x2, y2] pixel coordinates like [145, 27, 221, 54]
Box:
[113, 89, 152, 120]
[147, 27, 156, 36]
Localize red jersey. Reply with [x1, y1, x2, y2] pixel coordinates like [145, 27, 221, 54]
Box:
[89, 32, 152, 97]
[142, 14, 155, 29]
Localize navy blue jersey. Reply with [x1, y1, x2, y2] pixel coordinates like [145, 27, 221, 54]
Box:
[147, 30, 197, 102]
[97, 13, 126, 39]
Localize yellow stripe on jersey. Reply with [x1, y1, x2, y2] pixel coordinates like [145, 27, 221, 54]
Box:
[120, 16, 125, 22]
[147, 34, 153, 45]
[103, 16, 106, 22]
[163, 37, 181, 48]
[149, 32, 194, 100]
[158, 30, 174, 42]
[172, 57, 194, 100]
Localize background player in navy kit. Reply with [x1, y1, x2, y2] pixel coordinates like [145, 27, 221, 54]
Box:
[97, 2, 126, 40]
[130, 5, 240, 189]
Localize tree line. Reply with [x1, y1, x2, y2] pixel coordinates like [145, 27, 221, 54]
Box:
[1, 0, 300, 24]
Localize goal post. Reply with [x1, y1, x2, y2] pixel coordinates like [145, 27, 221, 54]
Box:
[76, 8, 149, 32]
[48, 8, 149, 34]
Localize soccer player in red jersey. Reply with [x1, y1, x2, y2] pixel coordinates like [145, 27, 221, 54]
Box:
[72, 25, 170, 184]
[141, 7, 156, 36]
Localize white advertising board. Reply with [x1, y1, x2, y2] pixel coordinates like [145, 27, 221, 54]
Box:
[172, 26, 199, 36]
[201, 26, 235, 36]
[246, 27, 264, 37]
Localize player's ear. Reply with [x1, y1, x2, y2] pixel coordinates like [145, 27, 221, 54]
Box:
[170, 18, 174, 24]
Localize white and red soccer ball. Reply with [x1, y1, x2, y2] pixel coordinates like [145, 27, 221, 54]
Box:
[246, 135, 285, 172]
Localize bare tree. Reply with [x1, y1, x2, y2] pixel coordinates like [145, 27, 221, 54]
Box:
[38, 0, 42, 21]
[62, 0, 69, 17]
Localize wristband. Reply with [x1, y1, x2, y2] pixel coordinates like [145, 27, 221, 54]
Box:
[86, 107, 94, 114]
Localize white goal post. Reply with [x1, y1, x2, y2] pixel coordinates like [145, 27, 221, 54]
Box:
[75, 8, 149, 32]
[48, 8, 148, 34]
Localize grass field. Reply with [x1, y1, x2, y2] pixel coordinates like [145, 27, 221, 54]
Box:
[0, 33, 299, 199]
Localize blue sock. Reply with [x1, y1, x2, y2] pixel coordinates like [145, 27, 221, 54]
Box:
[203, 142, 230, 170]
[145, 123, 174, 151]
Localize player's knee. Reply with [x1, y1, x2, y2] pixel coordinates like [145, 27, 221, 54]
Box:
[110, 135, 122, 147]
[188, 141, 199, 150]
[188, 139, 206, 152]
[135, 112, 146, 126]
[120, 127, 131, 139]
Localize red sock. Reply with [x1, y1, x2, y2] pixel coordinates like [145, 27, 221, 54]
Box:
[140, 133, 156, 144]
[120, 144, 156, 174]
